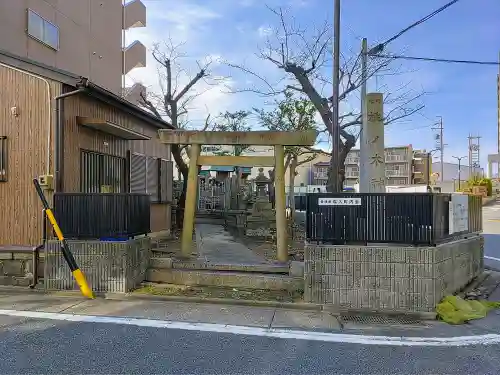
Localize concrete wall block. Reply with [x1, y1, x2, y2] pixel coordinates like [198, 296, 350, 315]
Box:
[377, 276, 393, 291]
[393, 277, 411, 294]
[387, 247, 405, 262]
[339, 289, 355, 309]
[0, 253, 13, 260]
[12, 252, 33, 260]
[336, 262, 355, 276]
[325, 247, 341, 261]
[405, 248, 419, 263]
[415, 263, 435, 278]
[361, 262, 377, 277]
[0, 276, 31, 287]
[418, 247, 435, 264]
[360, 276, 381, 290]
[304, 236, 480, 313]
[375, 263, 390, 277]
[44, 239, 151, 293]
[410, 278, 435, 296]
[1, 260, 25, 276]
[393, 263, 410, 278]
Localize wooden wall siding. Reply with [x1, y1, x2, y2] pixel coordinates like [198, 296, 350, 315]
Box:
[63, 94, 172, 234]
[150, 203, 170, 233]
[0, 65, 62, 246]
[63, 95, 129, 192]
[130, 125, 171, 161]
[62, 95, 171, 192]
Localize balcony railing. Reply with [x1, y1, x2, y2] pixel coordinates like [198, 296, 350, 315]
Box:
[345, 157, 360, 164]
[314, 172, 328, 179]
[345, 171, 360, 178]
[385, 155, 408, 162]
[53, 193, 151, 240]
[386, 169, 408, 177]
[305, 193, 482, 246]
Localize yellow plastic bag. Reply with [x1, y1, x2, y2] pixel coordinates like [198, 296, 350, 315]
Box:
[436, 295, 500, 324]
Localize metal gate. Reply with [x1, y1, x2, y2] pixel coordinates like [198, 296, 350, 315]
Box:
[197, 178, 229, 213]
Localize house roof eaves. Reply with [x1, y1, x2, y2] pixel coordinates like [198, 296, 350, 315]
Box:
[0, 49, 174, 130]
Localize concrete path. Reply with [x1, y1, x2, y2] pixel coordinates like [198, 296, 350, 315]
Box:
[195, 223, 268, 265]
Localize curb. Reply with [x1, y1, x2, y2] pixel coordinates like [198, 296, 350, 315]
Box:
[0, 285, 323, 312]
[109, 293, 324, 311]
[458, 271, 491, 298]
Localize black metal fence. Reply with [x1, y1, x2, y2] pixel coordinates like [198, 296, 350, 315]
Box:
[306, 193, 482, 246]
[53, 193, 151, 240]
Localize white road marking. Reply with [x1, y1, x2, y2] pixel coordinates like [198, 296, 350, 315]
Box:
[0, 308, 499, 347]
[485, 256, 500, 262]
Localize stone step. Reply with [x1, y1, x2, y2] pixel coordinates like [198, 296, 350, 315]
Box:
[150, 257, 290, 274]
[146, 267, 303, 291]
[136, 282, 303, 303]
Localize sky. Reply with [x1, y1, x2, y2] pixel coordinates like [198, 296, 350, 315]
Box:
[125, 0, 500, 168]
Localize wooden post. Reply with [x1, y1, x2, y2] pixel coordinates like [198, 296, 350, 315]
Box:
[181, 144, 201, 256]
[274, 145, 288, 262]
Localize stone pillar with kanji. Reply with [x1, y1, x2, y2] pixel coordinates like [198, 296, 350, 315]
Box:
[360, 93, 385, 193]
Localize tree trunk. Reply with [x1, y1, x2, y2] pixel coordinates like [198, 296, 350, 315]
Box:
[172, 143, 189, 229]
[326, 140, 354, 192]
[288, 156, 297, 223]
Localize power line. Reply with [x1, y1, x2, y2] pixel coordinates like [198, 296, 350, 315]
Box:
[370, 53, 500, 66]
[379, 0, 461, 48]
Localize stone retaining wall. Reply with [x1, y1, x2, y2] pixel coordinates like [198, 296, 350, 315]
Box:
[0, 250, 43, 287]
[45, 237, 151, 293]
[304, 235, 483, 313]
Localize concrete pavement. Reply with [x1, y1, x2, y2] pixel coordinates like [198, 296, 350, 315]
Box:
[1, 292, 500, 373]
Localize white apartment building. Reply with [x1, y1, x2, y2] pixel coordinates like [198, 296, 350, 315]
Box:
[343, 146, 414, 186]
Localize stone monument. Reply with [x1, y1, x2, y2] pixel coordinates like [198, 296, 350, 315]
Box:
[359, 92, 385, 193]
[246, 168, 276, 237]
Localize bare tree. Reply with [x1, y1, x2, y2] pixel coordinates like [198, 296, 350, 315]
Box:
[139, 40, 221, 227]
[255, 90, 320, 221]
[212, 110, 252, 157]
[228, 7, 424, 191]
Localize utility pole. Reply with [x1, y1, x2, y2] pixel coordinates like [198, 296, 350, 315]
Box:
[452, 155, 467, 190]
[432, 117, 445, 182]
[468, 134, 481, 177]
[359, 38, 368, 191]
[497, 50, 500, 177]
[331, 0, 341, 192]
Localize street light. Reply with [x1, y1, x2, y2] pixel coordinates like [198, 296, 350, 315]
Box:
[452, 155, 467, 190]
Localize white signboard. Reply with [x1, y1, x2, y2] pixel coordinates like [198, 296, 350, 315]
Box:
[449, 194, 469, 234]
[318, 197, 362, 206]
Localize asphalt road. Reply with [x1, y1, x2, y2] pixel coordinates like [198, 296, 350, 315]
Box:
[0, 316, 499, 375]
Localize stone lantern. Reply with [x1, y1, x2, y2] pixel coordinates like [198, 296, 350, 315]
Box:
[254, 168, 270, 199]
[246, 168, 275, 237]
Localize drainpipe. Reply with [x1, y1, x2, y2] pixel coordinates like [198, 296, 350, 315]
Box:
[0, 63, 52, 175]
[54, 89, 86, 192]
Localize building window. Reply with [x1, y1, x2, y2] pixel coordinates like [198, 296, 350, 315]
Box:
[80, 150, 126, 193]
[130, 153, 167, 203]
[159, 159, 174, 203]
[27, 9, 59, 50]
[0, 136, 7, 182]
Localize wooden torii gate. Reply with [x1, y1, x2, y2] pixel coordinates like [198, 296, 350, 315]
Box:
[158, 129, 317, 262]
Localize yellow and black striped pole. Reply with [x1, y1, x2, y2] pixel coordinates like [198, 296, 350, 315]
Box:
[33, 179, 94, 299]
